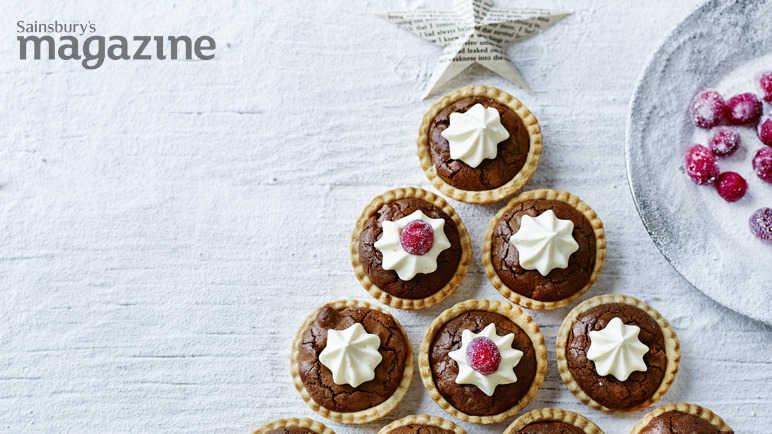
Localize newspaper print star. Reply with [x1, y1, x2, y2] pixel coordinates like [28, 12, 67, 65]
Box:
[378, 0, 570, 98]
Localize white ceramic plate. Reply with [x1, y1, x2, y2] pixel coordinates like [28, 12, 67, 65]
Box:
[626, 0, 772, 324]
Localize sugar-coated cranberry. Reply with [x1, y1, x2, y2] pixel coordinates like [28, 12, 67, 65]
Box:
[400, 220, 434, 255]
[684, 144, 719, 185]
[708, 127, 741, 157]
[752, 147, 772, 183]
[749, 207, 772, 242]
[725, 92, 762, 125]
[690, 90, 726, 128]
[714, 172, 747, 202]
[758, 114, 772, 147]
[466, 336, 501, 375]
[760, 72, 772, 103]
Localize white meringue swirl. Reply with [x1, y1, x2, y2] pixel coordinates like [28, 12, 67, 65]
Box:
[509, 209, 579, 276]
[318, 323, 382, 388]
[587, 317, 649, 381]
[373, 209, 451, 281]
[448, 323, 523, 396]
[440, 103, 510, 168]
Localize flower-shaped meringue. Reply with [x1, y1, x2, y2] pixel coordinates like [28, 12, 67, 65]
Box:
[374, 209, 451, 280]
[448, 323, 523, 396]
[587, 317, 649, 381]
[509, 209, 579, 276]
[440, 103, 510, 168]
[319, 323, 382, 388]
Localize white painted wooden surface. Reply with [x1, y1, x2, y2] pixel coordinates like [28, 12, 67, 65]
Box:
[1, 1, 770, 433]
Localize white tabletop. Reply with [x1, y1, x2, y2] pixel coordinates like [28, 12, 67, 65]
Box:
[1, 1, 770, 433]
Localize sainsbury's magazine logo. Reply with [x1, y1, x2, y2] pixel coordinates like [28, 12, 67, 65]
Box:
[17, 20, 216, 69]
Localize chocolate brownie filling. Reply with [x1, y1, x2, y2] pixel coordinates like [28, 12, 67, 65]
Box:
[387, 425, 455, 434]
[491, 199, 596, 302]
[265, 429, 316, 434]
[358, 197, 462, 299]
[566, 303, 667, 410]
[516, 421, 585, 434]
[297, 306, 408, 413]
[429, 310, 537, 416]
[639, 411, 728, 434]
[428, 95, 531, 191]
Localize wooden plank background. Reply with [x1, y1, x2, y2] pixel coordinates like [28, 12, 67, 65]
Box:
[0, 0, 769, 432]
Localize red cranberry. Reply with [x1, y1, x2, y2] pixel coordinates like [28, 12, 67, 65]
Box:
[725, 92, 762, 125]
[715, 172, 747, 202]
[758, 114, 772, 147]
[752, 147, 772, 183]
[400, 220, 434, 255]
[466, 336, 501, 375]
[760, 72, 772, 103]
[690, 90, 726, 128]
[749, 207, 772, 242]
[684, 144, 719, 185]
[708, 127, 741, 157]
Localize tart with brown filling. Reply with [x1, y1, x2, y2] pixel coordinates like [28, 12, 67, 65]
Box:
[556, 294, 680, 412]
[503, 408, 603, 434]
[351, 187, 471, 309]
[630, 403, 733, 433]
[253, 418, 334, 434]
[483, 189, 606, 310]
[417, 85, 542, 204]
[290, 299, 413, 423]
[419, 299, 547, 424]
[377, 414, 465, 434]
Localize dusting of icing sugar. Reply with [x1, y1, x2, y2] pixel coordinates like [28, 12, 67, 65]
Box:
[696, 102, 716, 121]
[627, 0, 772, 324]
[689, 54, 772, 247]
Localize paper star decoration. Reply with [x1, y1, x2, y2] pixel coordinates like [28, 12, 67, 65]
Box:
[378, 0, 570, 98]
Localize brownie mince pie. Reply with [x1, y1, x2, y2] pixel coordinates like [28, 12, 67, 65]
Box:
[290, 299, 413, 423]
[630, 403, 733, 434]
[417, 85, 543, 203]
[377, 414, 466, 434]
[556, 294, 680, 412]
[503, 408, 604, 434]
[253, 418, 335, 434]
[483, 189, 606, 310]
[351, 187, 471, 309]
[419, 299, 547, 424]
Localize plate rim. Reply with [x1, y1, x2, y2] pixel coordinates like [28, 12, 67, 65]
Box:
[624, 0, 771, 326]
